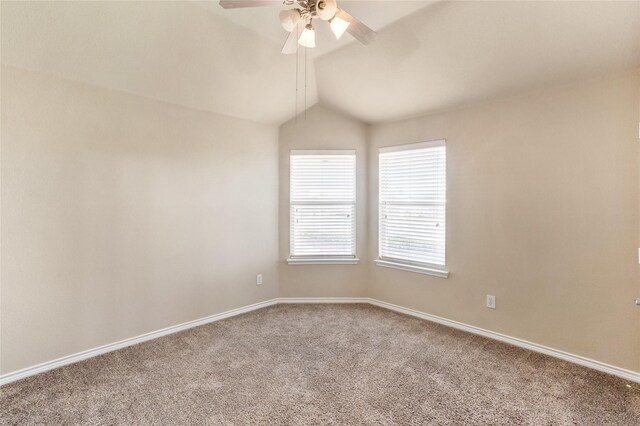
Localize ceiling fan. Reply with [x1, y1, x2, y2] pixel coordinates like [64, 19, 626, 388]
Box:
[219, 0, 376, 54]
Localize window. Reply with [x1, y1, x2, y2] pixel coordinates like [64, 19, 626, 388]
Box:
[376, 140, 448, 277]
[288, 150, 358, 264]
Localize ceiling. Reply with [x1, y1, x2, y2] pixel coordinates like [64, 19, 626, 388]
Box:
[1, 0, 314, 124]
[2, 1, 639, 125]
[315, 0, 640, 123]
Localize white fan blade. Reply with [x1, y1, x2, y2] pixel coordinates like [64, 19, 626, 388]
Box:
[336, 9, 376, 45]
[281, 22, 303, 54]
[219, 0, 283, 9]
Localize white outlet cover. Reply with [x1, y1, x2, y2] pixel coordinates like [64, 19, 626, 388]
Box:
[256, 274, 263, 285]
[486, 295, 496, 309]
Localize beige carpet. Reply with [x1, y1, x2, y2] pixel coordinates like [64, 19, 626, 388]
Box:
[1, 304, 638, 425]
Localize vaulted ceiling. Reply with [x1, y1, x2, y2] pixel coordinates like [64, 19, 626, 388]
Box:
[315, 1, 640, 122]
[2, 1, 639, 125]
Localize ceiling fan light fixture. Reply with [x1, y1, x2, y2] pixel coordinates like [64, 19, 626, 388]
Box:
[279, 9, 301, 32]
[329, 14, 350, 40]
[220, 0, 375, 53]
[298, 24, 316, 48]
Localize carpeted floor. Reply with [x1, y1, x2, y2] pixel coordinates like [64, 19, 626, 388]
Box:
[1, 304, 638, 425]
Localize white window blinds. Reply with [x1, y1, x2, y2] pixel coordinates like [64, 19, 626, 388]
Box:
[290, 150, 356, 258]
[379, 141, 446, 268]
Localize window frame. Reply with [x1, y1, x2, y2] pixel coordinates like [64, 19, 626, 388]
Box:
[375, 140, 448, 278]
[287, 149, 359, 265]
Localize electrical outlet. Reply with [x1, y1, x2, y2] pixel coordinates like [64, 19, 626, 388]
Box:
[486, 295, 496, 309]
[256, 274, 263, 286]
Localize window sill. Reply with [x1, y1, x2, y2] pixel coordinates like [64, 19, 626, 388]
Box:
[287, 257, 360, 265]
[374, 259, 449, 278]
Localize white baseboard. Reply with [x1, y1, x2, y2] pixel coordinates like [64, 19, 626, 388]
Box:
[367, 298, 640, 384]
[277, 297, 369, 304]
[3, 296, 638, 386]
[0, 298, 278, 386]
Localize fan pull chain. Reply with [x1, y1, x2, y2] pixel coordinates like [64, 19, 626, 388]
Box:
[304, 43, 307, 119]
[295, 23, 299, 123]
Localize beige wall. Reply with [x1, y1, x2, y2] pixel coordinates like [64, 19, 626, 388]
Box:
[367, 70, 640, 372]
[1, 66, 279, 374]
[2, 65, 638, 376]
[278, 105, 369, 297]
